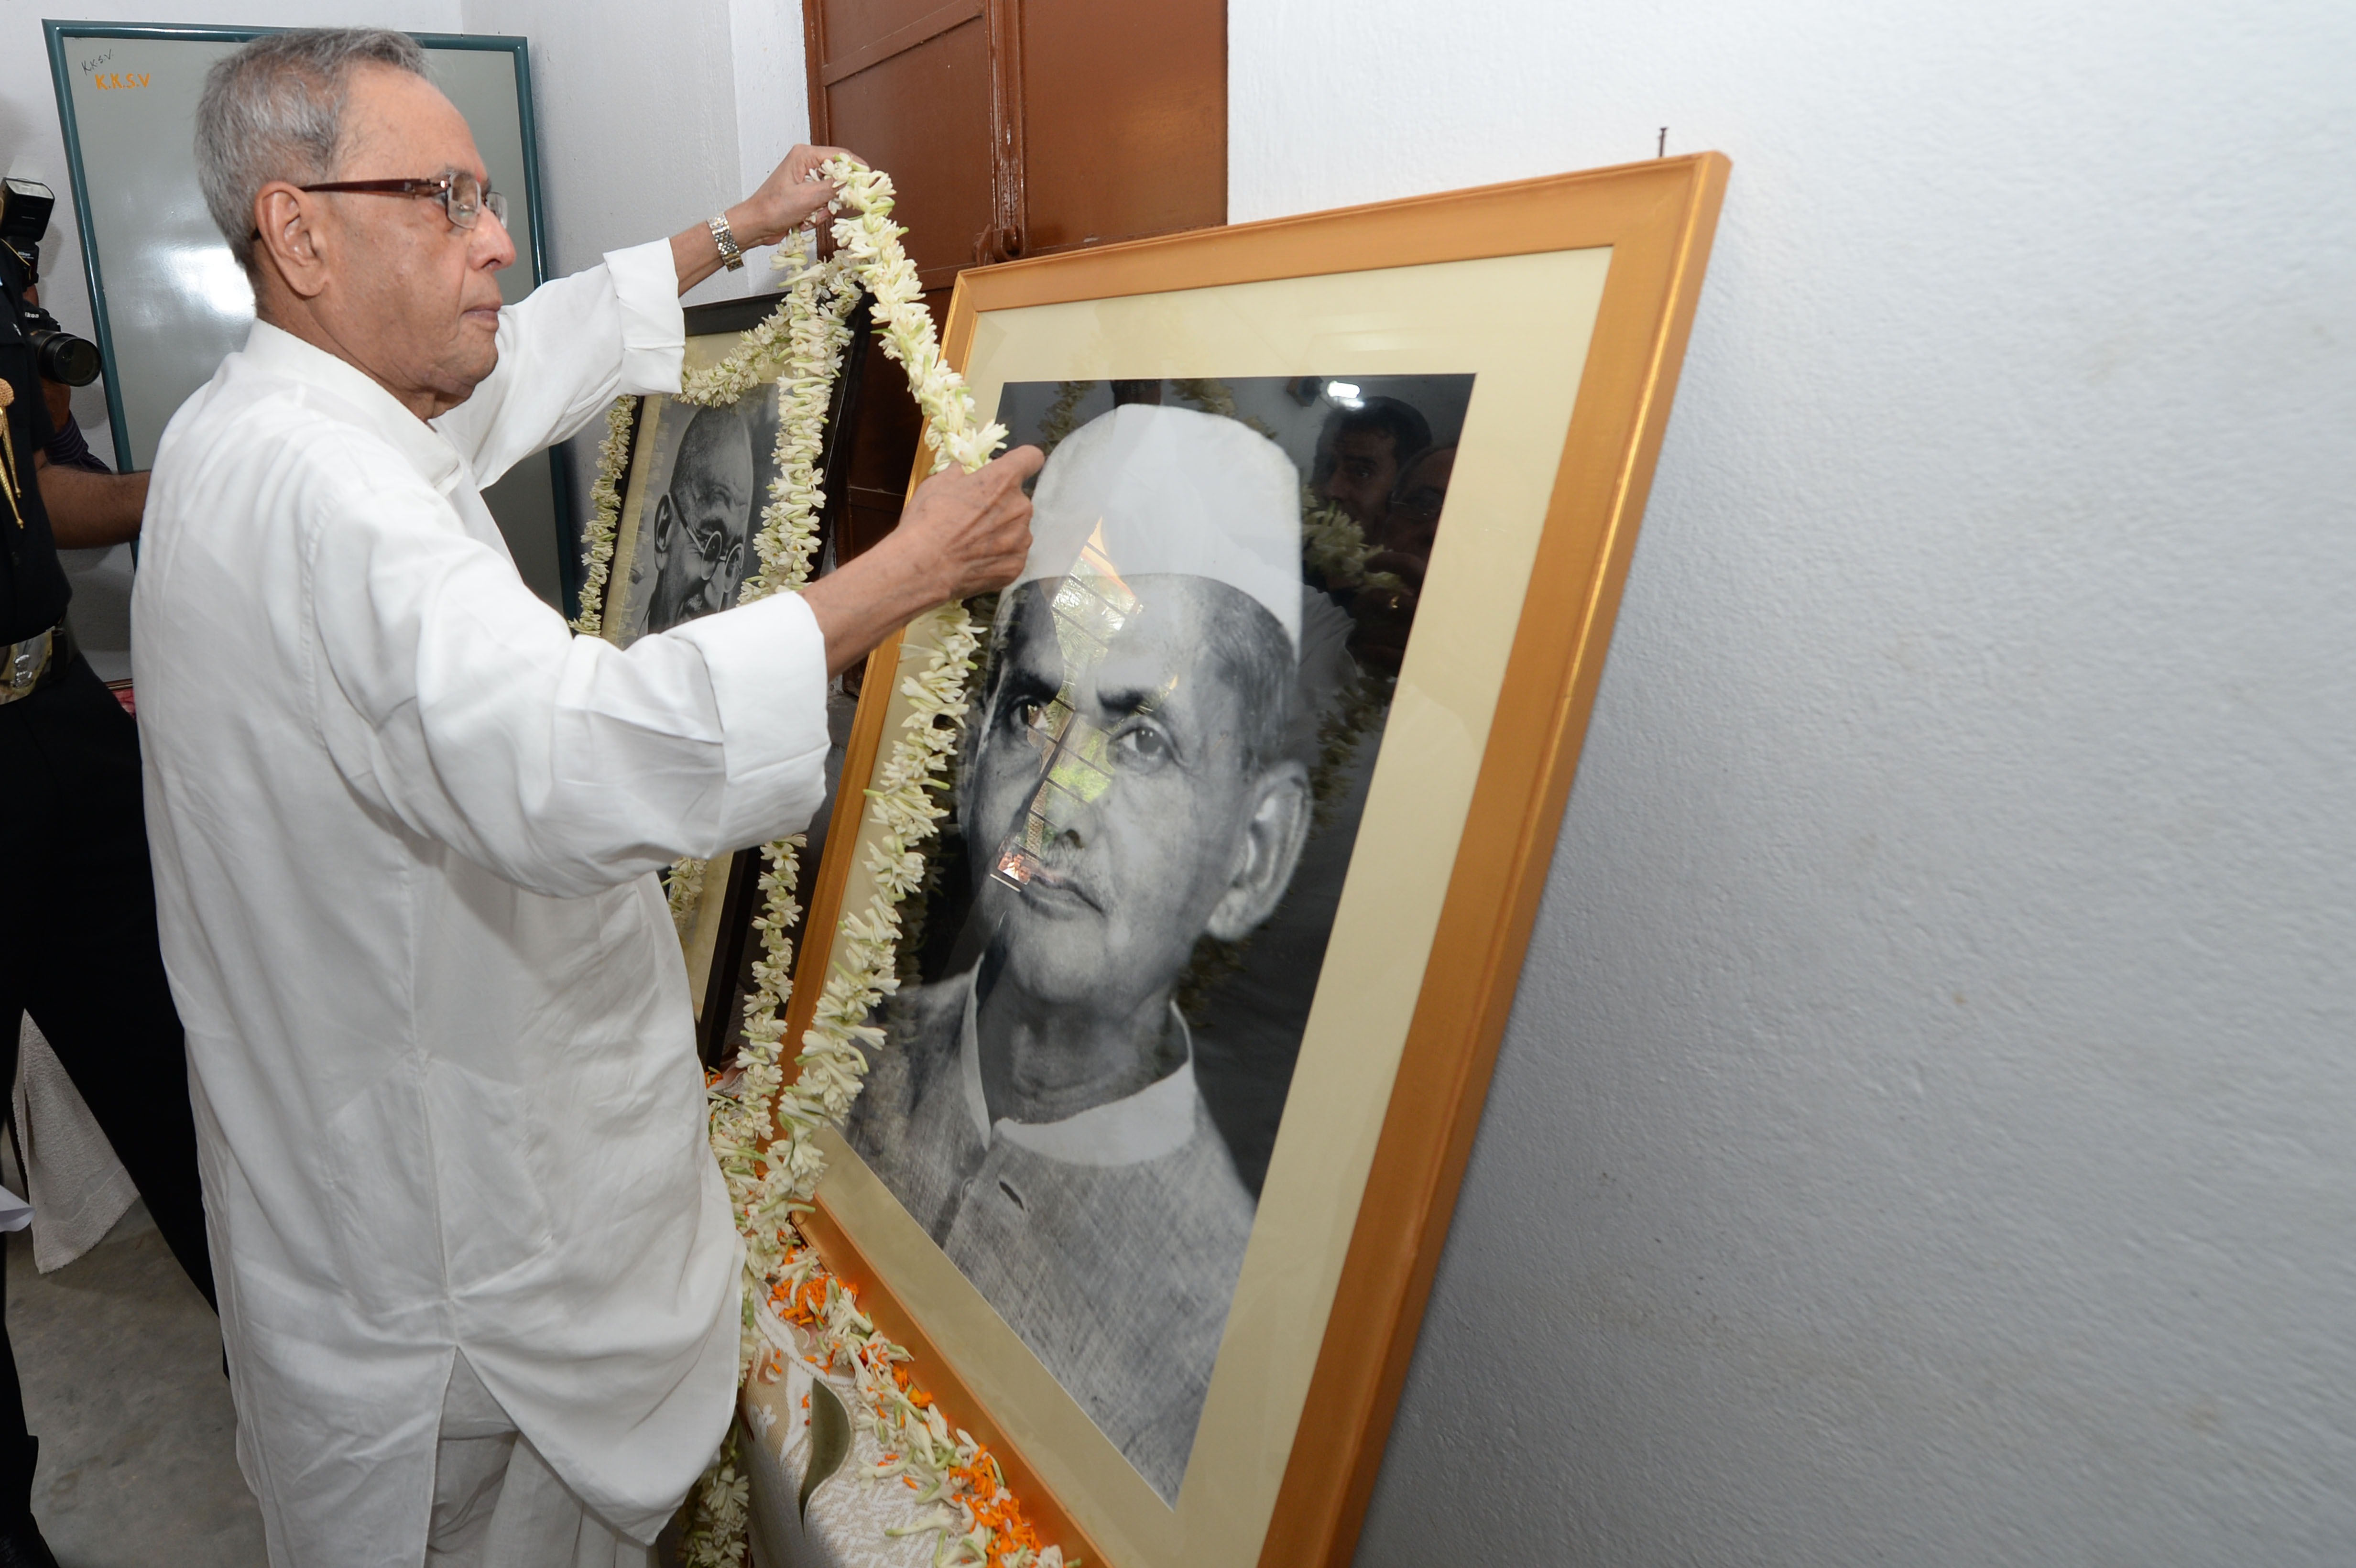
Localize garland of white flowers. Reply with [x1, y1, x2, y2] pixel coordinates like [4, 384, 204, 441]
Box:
[614, 158, 1040, 1568]
[569, 396, 640, 638]
[595, 172, 1445, 1568]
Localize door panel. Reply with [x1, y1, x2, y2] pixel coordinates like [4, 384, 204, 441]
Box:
[1017, 0, 1225, 253]
[805, 0, 1223, 556]
[826, 19, 997, 285]
[816, 0, 971, 64]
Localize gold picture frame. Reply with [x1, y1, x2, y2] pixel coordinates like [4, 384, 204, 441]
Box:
[781, 154, 1728, 1568]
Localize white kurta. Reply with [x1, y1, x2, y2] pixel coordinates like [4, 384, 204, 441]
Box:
[132, 243, 830, 1565]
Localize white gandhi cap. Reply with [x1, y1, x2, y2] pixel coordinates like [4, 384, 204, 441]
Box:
[1018, 403, 1303, 652]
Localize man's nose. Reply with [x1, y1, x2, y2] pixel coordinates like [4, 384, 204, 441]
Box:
[474, 208, 517, 272]
[1036, 762, 1112, 846]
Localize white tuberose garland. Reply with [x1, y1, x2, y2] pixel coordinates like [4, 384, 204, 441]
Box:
[627, 160, 1027, 1568]
[568, 396, 639, 639]
[696, 157, 1004, 1361]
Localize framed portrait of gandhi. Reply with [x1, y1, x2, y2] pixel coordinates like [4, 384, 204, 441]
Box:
[781, 155, 1730, 1568]
[602, 301, 799, 650]
[590, 295, 866, 1058]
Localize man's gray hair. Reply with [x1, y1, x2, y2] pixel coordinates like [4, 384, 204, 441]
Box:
[196, 28, 427, 277]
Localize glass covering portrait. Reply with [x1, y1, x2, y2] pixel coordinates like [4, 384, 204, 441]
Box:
[780, 159, 1722, 1568]
[842, 373, 1471, 1501]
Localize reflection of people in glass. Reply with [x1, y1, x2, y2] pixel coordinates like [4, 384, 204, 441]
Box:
[1314, 394, 1431, 529]
[1376, 443, 1453, 564]
[644, 403, 754, 631]
[1351, 443, 1455, 673]
[847, 405, 1314, 1502]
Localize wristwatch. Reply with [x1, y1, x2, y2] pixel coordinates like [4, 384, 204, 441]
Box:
[709, 212, 745, 272]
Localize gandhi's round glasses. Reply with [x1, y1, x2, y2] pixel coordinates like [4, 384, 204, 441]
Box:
[299, 173, 508, 230]
[683, 521, 746, 578]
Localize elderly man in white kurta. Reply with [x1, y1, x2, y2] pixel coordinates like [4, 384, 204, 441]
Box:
[132, 29, 1037, 1568]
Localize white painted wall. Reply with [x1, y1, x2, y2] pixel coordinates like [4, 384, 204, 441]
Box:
[1234, 2, 2356, 1563]
[454, 0, 807, 533]
[726, 0, 814, 263]
[455, 0, 807, 302]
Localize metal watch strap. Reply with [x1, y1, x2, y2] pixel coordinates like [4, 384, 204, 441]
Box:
[708, 212, 744, 272]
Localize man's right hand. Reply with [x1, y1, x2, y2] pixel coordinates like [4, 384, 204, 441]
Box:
[896, 445, 1043, 602]
[800, 444, 1045, 677]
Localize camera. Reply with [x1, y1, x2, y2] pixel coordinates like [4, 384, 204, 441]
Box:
[0, 177, 102, 388]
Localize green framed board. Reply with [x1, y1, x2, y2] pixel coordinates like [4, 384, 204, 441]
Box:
[43, 23, 577, 610]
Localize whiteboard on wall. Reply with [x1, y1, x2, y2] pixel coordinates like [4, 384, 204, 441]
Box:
[42, 24, 574, 609]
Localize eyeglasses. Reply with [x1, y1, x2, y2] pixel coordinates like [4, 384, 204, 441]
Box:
[298, 172, 508, 230]
[682, 520, 746, 578]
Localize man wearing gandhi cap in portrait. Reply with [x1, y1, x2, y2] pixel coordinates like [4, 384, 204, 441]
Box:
[847, 403, 1318, 1500]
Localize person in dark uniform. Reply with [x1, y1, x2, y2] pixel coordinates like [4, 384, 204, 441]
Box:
[0, 234, 214, 1568]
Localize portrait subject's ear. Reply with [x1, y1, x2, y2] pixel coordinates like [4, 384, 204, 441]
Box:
[1206, 760, 1313, 942]
[649, 493, 674, 557]
[253, 183, 329, 301]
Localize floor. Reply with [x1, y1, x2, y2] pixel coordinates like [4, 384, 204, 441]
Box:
[7, 1201, 264, 1566]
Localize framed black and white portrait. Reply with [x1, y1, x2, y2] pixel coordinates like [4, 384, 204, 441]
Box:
[582, 294, 866, 1060]
[604, 388, 783, 646]
[777, 156, 1731, 1568]
[838, 373, 1473, 1504]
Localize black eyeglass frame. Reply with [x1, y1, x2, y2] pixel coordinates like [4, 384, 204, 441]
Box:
[297, 173, 509, 231]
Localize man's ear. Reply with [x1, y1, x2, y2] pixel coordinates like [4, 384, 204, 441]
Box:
[252, 183, 330, 302]
[650, 494, 674, 557]
[1206, 760, 1313, 942]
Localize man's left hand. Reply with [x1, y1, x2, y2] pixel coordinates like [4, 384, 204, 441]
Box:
[672, 145, 857, 294]
[730, 144, 855, 250]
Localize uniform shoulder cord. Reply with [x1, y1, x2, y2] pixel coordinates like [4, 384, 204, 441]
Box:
[0, 380, 24, 531]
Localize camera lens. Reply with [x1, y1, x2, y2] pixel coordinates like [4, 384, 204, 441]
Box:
[28, 328, 98, 387]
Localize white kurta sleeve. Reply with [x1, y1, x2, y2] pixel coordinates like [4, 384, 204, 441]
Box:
[432, 240, 686, 487]
[304, 436, 829, 898]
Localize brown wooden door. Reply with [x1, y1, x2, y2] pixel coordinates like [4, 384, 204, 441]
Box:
[803, 0, 1224, 556]
[1005, 0, 1226, 258]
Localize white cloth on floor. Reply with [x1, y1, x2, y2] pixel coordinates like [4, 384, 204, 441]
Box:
[135, 239, 830, 1568]
[9, 1014, 136, 1267]
[428, 1355, 654, 1568]
[738, 1311, 944, 1568]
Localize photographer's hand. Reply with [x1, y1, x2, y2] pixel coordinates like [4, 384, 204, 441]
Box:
[36, 450, 148, 549]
